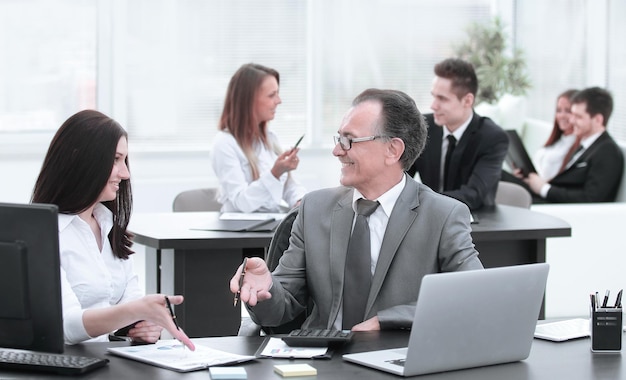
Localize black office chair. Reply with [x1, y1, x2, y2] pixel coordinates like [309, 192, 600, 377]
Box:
[261, 207, 309, 335]
[238, 206, 309, 335]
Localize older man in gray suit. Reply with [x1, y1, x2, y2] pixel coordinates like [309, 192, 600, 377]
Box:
[230, 88, 483, 331]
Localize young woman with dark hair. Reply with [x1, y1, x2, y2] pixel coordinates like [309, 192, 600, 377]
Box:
[32, 110, 194, 349]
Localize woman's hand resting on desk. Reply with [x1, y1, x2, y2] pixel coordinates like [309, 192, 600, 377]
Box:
[230, 257, 273, 306]
[124, 320, 162, 344]
[271, 148, 300, 179]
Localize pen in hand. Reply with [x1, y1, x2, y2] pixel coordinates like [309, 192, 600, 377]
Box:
[165, 296, 184, 350]
[234, 257, 248, 307]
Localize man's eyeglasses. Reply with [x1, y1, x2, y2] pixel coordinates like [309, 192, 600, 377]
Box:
[333, 135, 388, 151]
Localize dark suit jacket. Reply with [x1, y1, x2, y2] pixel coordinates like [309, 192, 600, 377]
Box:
[247, 176, 483, 330]
[407, 113, 509, 210]
[546, 131, 624, 202]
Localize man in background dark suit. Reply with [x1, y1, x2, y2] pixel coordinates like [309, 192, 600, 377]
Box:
[407, 58, 509, 210]
[524, 87, 624, 202]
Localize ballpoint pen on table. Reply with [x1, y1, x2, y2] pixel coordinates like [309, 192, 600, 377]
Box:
[234, 257, 248, 307]
[165, 296, 184, 350]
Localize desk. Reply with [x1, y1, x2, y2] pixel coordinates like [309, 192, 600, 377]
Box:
[129, 205, 570, 337]
[1, 332, 621, 379]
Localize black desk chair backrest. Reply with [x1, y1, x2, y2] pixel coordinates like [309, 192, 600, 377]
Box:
[260, 207, 309, 335]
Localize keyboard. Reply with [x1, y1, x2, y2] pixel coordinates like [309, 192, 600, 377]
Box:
[281, 328, 354, 347]
[0, 349, 109, 375]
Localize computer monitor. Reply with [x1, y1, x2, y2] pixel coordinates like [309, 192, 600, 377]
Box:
[0, 202, 64, 353]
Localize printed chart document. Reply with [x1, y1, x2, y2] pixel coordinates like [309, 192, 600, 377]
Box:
[107, 340, 255, 372]
[255, 337, 329, 359]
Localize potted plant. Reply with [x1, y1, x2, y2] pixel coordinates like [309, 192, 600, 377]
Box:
[454, 16, 531, 105]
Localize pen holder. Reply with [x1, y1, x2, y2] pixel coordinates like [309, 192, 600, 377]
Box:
[590, 307, 622, 352]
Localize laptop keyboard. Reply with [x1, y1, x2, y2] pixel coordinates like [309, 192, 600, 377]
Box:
[386, 358, 406, 367]
[0, 349, 109, 375]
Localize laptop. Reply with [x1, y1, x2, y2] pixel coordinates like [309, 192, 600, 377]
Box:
[343, 263, 549, 376]
[505, 130, 537, 176]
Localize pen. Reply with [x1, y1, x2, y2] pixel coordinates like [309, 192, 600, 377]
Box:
[234, 257, 248, 307]
[165, 296, 184, 350]
[602, 289, 610, 308]
[165, 296, 180, 331]
[290, 134, 305, 153]
[614, 289, 623, 308]
[590, 293, 596, 311]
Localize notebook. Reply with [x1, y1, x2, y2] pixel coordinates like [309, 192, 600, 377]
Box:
[343, 263, 549, 377]
[505, 130, 537, 176]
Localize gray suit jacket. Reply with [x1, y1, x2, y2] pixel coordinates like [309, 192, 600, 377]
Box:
[248, 176, 483, 330]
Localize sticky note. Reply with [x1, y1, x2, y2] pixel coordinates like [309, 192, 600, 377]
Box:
[273, 363, 317, 377]
[209, 366, 247, 379]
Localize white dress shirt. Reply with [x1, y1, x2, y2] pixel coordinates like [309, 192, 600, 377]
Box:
[333, 175, 406, 329]
[533, 134, 577, 180]
[59, 203, 142, 344]
[440, 115, 472, 191]
[211, 130, 307, 213]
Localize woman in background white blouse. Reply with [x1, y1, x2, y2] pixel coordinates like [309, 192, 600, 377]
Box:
[532, 89, 580, 180]
[32, 110, 194, 350]
[211, 63, 306, 213]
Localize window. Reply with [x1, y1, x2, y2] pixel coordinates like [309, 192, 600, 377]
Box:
[102, 0, 308, 151]
[2, 0, 624, 158]
[0, 0, 96, 151]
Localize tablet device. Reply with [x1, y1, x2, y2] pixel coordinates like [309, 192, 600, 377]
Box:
[505, 130, 537, 176]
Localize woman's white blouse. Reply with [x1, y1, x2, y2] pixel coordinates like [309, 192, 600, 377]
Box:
[59, 203, 142, 344]
[211, 130, 306, 213]
[533, 134, 577, 180]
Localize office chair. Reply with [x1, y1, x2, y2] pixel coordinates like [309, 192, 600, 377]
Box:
[495, 181, 532, 208]
[237, 207, 308, 336]
[172, 188, 222, 212]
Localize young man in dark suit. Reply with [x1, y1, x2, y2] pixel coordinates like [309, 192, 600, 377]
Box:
[407, 58, 509, 210]
[523, 87, 624, 202]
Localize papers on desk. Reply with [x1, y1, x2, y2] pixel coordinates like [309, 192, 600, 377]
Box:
[534, 318, 590, 341]
[106, 340, 255, 372]
[255, 337, 330, 359]
[191, 218, 281, 232]
[219, 212, 287, 221]
[190, 212, 286, 232]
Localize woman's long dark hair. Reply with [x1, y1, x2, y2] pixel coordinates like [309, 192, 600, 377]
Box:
[32, 110, 133, 259]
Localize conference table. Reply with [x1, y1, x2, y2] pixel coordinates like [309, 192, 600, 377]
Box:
[129, 205, 571, 337]
[1, 331, 622, 379]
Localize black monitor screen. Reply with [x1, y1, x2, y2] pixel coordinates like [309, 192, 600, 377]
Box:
[0, 202, 64, 353]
